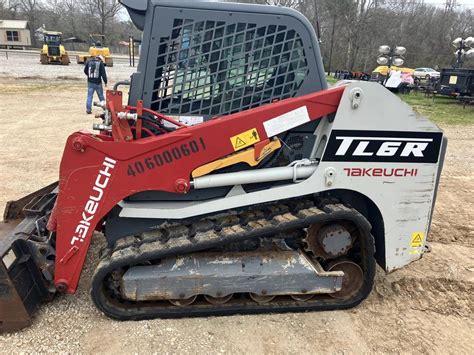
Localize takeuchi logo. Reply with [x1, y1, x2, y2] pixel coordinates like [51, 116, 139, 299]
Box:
[70, 157, 116, 245]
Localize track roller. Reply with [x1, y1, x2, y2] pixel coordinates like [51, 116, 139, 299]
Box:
[169, 295, 197, 306]
[249, 293, 275, 303]
[290, 294, 315, 302]
[204, 294, 233, 305]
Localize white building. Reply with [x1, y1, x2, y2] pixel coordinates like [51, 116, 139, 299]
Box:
[0, 20, 32, 48]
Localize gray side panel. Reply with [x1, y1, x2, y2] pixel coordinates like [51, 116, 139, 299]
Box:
[119, 82, 445, 273]
[125, 0, 326, 118]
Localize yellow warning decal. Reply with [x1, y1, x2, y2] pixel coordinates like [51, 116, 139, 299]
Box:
[410, 232, 425, 248]
[230, 128, 260, 151]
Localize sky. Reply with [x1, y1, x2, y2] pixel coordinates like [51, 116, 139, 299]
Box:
[118, 0, 474, 20]
[423, 0, 474, 8]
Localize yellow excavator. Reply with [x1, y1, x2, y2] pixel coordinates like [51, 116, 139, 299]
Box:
[40, 31, 70, 65]
[77, 34, 114, 67]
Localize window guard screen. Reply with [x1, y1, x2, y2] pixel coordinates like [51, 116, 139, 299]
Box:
[151, 19, 309, 117]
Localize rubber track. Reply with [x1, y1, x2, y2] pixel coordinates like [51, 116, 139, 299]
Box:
[91, 199, 376, 320]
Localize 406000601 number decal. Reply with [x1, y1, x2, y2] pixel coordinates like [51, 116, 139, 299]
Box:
[127, 138, 206, 177]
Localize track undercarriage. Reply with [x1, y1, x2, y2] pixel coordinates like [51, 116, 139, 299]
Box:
[92, 198, 375, 319]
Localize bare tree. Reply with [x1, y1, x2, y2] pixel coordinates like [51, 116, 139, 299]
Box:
[18, 0, 41, 45]
[82, 0, 121, 36]
[0, 0, 22, 19]
[321, 0, 348, 74]
[3, 0, 472, 67]
[265, 0, 298, 6]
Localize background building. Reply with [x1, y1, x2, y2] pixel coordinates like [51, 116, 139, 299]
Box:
[0, 20, 31, 48]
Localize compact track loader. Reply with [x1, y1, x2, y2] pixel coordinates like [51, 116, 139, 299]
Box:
[77, 34, 114, 67]
[40, 31, 70, 65]
[0, 0, 446, 332]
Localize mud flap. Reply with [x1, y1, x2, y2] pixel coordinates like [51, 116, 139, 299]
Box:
[0, 183, 58, 332]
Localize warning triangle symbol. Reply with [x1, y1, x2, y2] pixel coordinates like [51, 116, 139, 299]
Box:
[235, 137, 246, 149]
[413, 234, 422, 243]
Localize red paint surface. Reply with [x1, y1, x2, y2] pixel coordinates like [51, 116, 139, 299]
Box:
[49, 86, 345, 293]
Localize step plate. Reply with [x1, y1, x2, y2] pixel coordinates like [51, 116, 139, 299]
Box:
[121, 250, 343, 301]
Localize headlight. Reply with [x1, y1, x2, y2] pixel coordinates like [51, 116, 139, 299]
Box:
[465, 37, 474, 47]
[452, 37, 463, 47]
[377, 56, 389, 65]
[378, 45, 391, 55]
[394, 46, 406, 56]
[392, 57, 405, 67]
[465, 48, 474, 59]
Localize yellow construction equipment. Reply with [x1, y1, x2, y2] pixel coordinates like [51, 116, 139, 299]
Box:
[77, 34, 114, 67]
[40, 31, 70, 65]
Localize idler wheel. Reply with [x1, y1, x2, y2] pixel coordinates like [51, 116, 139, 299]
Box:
[327, 260, 364, 299]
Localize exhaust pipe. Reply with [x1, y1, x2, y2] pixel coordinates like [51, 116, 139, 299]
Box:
[0, 183, 57, 332]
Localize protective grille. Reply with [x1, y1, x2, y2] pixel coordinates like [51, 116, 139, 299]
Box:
[152, 19, 309, 117]
[48, 46, 60, 56]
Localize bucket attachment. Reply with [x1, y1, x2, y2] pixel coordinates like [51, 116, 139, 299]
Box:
[0, 183, 57, 332]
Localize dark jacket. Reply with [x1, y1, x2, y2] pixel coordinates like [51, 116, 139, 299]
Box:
[84, 58, 107, 85]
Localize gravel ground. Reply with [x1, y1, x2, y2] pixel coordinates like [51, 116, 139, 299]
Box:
[0, 61, 473, 353]
[0, 50, 135, 82]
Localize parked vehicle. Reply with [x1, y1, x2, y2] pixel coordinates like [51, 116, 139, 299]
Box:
[436, 68, 474, 96]
[334, 70, 370, 81]
[40, 30, 70, 65]
[370, 66, 414, 92]
[413, 68, 440, 80]
[77, 34, 114, 67]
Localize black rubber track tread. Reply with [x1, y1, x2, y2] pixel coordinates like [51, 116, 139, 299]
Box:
[91, 199, 376, 320]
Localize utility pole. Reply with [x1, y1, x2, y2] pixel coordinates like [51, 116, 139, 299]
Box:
[327, 15, 336, 76]
[313, 0, 321, 42]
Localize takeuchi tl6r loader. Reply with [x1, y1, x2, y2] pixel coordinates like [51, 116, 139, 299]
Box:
[0, 0, 446, 332]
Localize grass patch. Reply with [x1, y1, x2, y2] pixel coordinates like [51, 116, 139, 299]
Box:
[399, 93, 473, 125]
[326, 75, 338, 86]
[324, 73, 472, 125]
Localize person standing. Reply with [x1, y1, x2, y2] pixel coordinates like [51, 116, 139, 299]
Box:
[84, 55, 108, 114]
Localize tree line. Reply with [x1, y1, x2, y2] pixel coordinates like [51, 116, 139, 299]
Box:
[233, 0, 474, 71]
[1, 0, 473, 69]
[0, 0, 140, 53]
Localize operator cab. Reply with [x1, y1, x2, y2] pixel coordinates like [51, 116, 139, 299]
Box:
[43, 32, 62, 56]
[44, 34, 61, 45]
